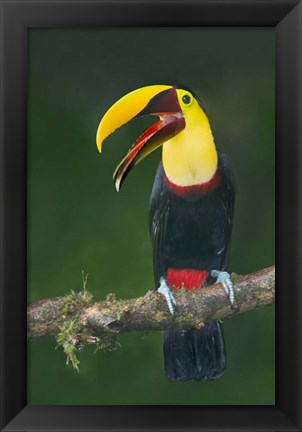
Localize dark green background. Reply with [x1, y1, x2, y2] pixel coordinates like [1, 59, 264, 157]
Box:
[28, 28, 275, 405]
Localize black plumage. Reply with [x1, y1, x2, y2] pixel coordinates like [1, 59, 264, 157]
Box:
[149, 153, 235, 381]
[96, 82, 235, 382]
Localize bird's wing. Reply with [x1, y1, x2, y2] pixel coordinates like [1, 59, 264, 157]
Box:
[216, 151, 235, 271]
[149, 162, 170, 285]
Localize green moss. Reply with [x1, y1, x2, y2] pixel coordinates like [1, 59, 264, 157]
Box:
[58, 272, 93, 318]
[105, 292, 118, 302]
[59, 289, 93, 316]
[55, 272, 95, 371]
[56, 319, 80, 372]
[96, 335, 120, 352]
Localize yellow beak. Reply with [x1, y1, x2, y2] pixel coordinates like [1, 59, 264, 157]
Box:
[96, 84, 186, 191]
[96, 85, 172, 152]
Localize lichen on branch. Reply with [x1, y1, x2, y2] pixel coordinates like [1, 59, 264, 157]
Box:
[27, 266, 275, 370]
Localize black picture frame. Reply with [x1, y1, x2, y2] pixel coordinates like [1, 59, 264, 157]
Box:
[0, 0, 301, 430]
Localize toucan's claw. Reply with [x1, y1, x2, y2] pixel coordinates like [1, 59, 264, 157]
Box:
[158, 277, 176, 315]
[211, 270, 235, 305]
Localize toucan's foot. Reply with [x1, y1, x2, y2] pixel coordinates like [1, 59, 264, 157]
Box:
[211, 270, 235, 305]
[158, 277, 176, 315]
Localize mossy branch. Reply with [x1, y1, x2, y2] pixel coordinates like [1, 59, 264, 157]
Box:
[27, 266, 275, 370]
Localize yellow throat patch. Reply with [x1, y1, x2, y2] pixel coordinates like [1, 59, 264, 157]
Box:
[162, 89, 218, 187]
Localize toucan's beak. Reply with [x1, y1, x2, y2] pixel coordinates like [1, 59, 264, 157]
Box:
[96, 85, 185, 191]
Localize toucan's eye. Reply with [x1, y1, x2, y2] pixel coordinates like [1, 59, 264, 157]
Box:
[182, 94, 191, 105]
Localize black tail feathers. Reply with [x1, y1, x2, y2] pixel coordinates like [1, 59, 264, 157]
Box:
[163, 320, 226, 381]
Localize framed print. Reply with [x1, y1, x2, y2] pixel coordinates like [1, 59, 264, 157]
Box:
[0, 0, 301, 431]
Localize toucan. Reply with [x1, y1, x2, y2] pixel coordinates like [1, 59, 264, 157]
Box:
[96, 85, 235, 381]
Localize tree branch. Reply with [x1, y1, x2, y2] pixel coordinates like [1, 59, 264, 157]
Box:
[27, 266, 275, 369]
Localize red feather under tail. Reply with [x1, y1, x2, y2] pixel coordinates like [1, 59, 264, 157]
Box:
[166, 268, 208, 290]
